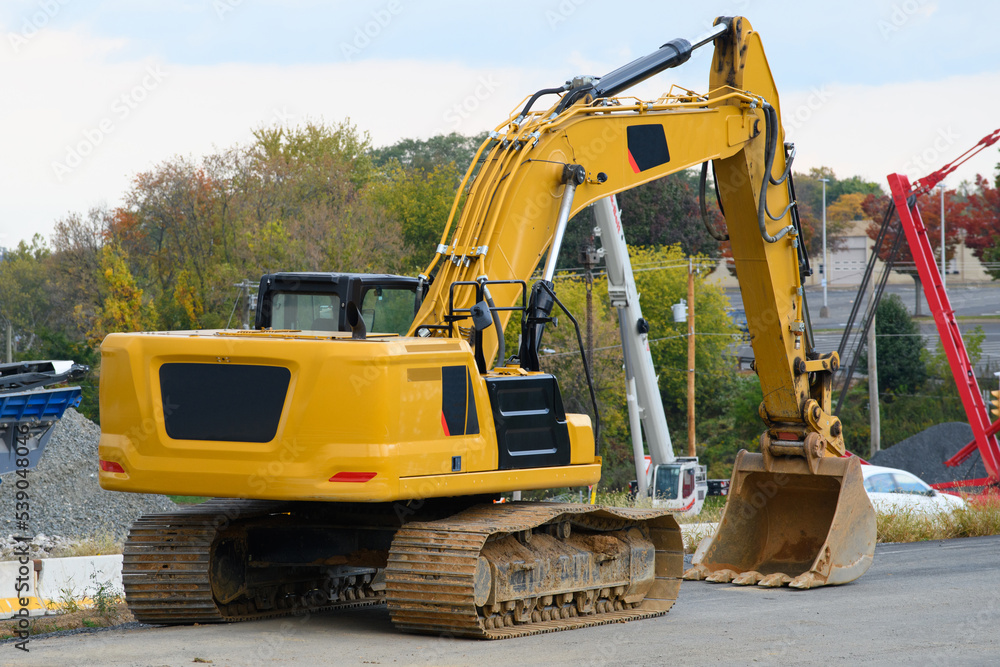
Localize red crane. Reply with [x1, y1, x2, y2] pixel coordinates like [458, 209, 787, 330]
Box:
[886, 128, 1000, 496]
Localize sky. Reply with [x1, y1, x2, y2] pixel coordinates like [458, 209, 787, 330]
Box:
[2, 0, 999, 247]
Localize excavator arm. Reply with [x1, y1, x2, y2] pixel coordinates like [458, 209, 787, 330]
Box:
[410, 16, 875, 588]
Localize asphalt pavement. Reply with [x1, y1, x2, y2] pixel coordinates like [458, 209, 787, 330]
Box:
[8, 535, 998, 666]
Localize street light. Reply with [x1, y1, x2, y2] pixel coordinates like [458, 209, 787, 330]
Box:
[939, 183, 946, 289]
[819, 177, 830, 317]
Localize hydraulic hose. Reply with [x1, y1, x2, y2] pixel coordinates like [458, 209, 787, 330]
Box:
[757, 101, 795, 243]
[516, 86, 568, 123]
[699, 162, 729, 241]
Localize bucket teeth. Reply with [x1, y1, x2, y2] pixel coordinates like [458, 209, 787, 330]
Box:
[732, 571, 762, 586]
[704, 569, 738, 583]
[681, 566, 708, 581]
[757, 573, 792, 588]
[789, 572, 825, 589]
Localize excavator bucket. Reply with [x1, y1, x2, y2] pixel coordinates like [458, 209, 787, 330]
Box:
[684, 450, 875, 588]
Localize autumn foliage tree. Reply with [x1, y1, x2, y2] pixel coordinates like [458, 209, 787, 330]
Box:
[957, 174, 1000, 279]
[861, 188, 965, 314]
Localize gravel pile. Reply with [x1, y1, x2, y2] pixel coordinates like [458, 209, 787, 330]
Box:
[0, 408, 176, 542]
[0, 533, 82, 560]
[870, 422, 988, 485]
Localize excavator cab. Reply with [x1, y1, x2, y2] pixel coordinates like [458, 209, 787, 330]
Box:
[254, 272, 424, 334]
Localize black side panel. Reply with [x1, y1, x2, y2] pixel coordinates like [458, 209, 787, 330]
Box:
[486, 375, 571, 470]
[465, 373, 479, 436]
[441, 366, 467, 436]
[160, 364, 290, 442]
[441, 365, 479, 437]
[626, 124, 670, 172]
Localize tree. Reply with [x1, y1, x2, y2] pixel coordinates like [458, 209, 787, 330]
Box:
[826, 192, 868, 223]
[623, 246, 739, 434]
[0, 236, 54, 358]
[81, 244, 158, 345]
[370, 132, 489, 172]
[616, 170, 725, 257]
[957, 174, 1000, 279]
[857, 293, 926, 394]
[862, 189, 964, 314]
[371, 161, 463, 269]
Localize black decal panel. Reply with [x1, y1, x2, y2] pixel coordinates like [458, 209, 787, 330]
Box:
[160, 363, 289, 442]
[626, 124, 670, 173]
[441, 365, 479, 436]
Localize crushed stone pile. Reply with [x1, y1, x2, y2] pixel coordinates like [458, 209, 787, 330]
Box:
[870, 422, 988, 485]
[0, 533, 82, 561]
[0, 408, 176, 543]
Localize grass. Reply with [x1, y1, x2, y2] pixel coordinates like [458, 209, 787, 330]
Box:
[170, 495, 209, 505]
[0, 603, 132, 640]
[875, 496, 1000, 543]
[0, 573, 129, 641]
[49, 533, 123, 558]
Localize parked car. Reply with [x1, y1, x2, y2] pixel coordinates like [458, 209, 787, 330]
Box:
[861, 464, 967, 514]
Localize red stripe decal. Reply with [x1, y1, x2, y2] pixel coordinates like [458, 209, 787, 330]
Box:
[441, 410, 450, 436]
[627, 150, 641, 173]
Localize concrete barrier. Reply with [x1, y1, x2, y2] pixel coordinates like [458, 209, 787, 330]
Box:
[1, 554, 123, 617]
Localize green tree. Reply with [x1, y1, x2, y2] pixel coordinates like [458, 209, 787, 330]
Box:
[370, 132, 489, 172]
[81, 244, 158, 345]
[0, 236, 54, 358]
[520, 245, 740, 487]
[858, 293, 926, 394]
[630, 246, 739, 423]
[371, 161, 462, 269]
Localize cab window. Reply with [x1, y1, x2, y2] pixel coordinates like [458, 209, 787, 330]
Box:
[361, 286, 417, 335]
[653, 465, 680, 500]
[270, 292, 340, 331]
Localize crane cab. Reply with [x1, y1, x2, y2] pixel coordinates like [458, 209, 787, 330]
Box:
[650, 458, 707, 516]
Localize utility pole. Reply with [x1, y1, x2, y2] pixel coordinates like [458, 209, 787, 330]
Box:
[868, 280, 880, 456]
[581, 242, 599, 371]
[939, 183, 946, 290]
[819, 177, 830, 318]
[687, 257, 696, 457]
[5, 321, 11, 364]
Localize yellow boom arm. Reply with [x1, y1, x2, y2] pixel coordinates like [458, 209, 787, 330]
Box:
[410, 17, 843, 454]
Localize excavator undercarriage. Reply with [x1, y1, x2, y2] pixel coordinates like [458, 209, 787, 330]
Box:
[123, 499, 682, 637]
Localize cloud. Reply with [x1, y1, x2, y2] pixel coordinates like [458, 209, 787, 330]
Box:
[0, 25, 554, 245]
[2, 23, 998, 248]
[783, 72, 1000, 188]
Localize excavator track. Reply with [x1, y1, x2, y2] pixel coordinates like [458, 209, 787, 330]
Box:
[385, 502, 682, 639]
[122, 499, 384, 624]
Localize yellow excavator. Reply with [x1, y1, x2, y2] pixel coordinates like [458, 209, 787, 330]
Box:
[98, 16, 874, 638]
